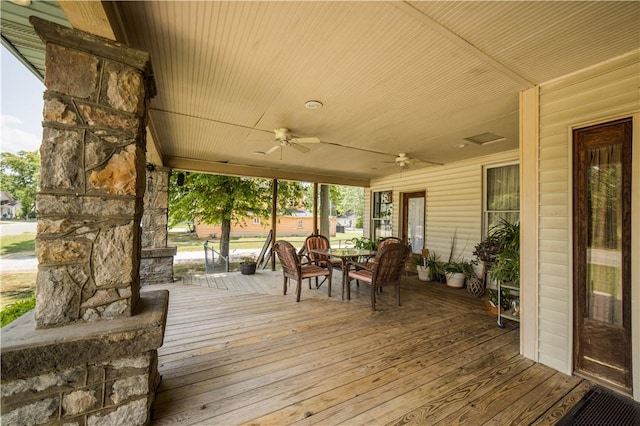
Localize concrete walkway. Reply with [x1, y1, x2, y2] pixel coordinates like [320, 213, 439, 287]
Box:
[1, 249, 264, 273]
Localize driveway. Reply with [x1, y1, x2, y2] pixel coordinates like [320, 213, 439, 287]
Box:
[0, 220, 37, 236]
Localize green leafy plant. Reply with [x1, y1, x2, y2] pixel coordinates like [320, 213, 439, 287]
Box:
[426, 252, 446, 282]
[1, 294, 35, 327]
[444, 258, 476, 279]
[489, 219, 520, 284]
[487, 288, 511, 310]
[348, 236, 381, 251]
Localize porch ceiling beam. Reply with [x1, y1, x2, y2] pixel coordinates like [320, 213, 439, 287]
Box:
[392, 1, 534, 89]
[164, 157, 370, 187]
[57, 1, 116, 40]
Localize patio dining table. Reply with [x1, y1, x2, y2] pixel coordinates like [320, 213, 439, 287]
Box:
[308, 248, 376, 300]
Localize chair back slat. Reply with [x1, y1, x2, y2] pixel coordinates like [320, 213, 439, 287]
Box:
[304, 235, 331, 263]
[274, 240, 300, 278]
[373, 242, 408, 283]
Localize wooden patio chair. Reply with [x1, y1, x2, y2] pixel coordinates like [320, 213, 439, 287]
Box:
[345, 242, 409, 310]
[274, 240, 333, 302]
[352, 236, 406, 285]
[302, 234, 341, 295]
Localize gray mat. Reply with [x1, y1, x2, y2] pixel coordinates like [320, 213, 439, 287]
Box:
[557, 386, 640, 426]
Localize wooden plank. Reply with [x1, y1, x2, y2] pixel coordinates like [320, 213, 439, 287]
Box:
[148, 272, 592, 426]
[483, 372, 584, 425]
[530, 380, 593, 425]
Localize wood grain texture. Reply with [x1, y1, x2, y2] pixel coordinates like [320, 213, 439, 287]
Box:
[146, 269, 590, 425]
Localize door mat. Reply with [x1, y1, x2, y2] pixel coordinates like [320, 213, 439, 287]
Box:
[557, 386, 640, 426]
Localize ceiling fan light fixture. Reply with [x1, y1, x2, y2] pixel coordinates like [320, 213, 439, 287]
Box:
[463, 132, 506, 146]
[304, 100, 323, 110]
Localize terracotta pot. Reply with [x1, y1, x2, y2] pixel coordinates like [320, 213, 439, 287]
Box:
[484, 298, 503, 315]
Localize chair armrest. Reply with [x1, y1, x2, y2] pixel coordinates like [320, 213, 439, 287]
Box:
[345, 260, 375, 273]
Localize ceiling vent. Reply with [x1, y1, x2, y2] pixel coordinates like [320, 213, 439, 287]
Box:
[463, 132, 506, 146]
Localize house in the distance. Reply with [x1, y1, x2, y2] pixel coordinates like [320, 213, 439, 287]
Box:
[195, 210, 337, 239]
[0, 191, 21, 219]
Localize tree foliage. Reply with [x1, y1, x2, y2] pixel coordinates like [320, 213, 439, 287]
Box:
[168, 173, 305, 262]
[0, 151, 40, 218]
[334, 185, 364, 222]
[302, 183, 364, 221]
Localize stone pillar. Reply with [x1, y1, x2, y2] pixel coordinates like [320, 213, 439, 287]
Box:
[140, 166, 177, 285]
[1, 18, 168, 426]
[33, 17, 156, 328]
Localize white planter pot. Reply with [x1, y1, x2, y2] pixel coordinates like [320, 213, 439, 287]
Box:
[417, 266, 430, 282]
[486, 271, 498, 290]
[446, 272, 465, 288]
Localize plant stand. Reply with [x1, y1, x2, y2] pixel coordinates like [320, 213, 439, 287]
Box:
[497, 280, 520, 328]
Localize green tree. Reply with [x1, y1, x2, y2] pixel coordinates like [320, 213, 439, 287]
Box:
[168, 173, 304, 263]
[0, 151, 40, 218]
[334, 185, 364, 225]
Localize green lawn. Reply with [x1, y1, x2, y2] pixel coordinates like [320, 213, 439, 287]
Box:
[0, 233, 36, 256]
[0, 229, 365, 317]
[169, 230, 364, 252]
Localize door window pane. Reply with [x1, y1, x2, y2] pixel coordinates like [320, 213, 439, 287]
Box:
[586, 144, 623, 326]
[407, 197, 424, 252]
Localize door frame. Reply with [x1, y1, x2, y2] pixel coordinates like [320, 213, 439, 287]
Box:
[569, 112, 640, 400]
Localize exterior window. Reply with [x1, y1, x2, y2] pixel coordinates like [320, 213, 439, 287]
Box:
[484, 163, 519, 232]
[297, 220, 303, 229]
[252, 217, 260, 225]
[372, 190, 393, 239]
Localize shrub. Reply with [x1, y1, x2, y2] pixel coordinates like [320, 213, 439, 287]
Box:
[1, 294, 35, 327]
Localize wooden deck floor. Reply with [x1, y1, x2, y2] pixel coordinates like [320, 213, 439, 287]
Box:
[146, 269, 592, 425]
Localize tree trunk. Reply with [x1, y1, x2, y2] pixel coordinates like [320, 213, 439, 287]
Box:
[218, 218, 231, 265]
[320, 184, 330, 240]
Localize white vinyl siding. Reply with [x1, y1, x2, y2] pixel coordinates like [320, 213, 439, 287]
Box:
[367, 150, 518, 264]
[536, 51, 640, 375]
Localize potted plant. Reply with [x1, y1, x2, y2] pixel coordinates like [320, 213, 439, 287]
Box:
[425, 252, 446, 283]
[473, 234, 499, 269]
[444, 258, 475, 288]
[348, 236, 381, 251]
[486, 287, 511, 313]
[489, 219, 520, 286]
[411, 248, 431, 281]
[240, 256, 257, 275]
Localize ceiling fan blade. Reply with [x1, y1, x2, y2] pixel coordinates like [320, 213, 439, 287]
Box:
[291, 137, 320, 144]
[290, 142, 311, 153]
[265, 144, 281, 155]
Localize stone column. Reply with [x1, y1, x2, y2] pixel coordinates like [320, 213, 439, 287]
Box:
[33, 17, 156, 327]
[140, 166, 177, 284]
[1, 18, 168, 426]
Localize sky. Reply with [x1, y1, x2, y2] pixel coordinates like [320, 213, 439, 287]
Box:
[0, 45, 45, 155]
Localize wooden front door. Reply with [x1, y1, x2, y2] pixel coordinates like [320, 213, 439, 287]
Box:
[402, 191, 425, 253]
[573, 117, 632, 392]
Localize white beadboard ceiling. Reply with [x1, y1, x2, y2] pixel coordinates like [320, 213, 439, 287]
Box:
[21, 1, 640, 185]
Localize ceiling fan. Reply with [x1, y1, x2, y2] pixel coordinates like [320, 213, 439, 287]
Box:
[262, 128, 321, 155]
[385, 153, 417, 168]
[384, 153, 443, 168]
